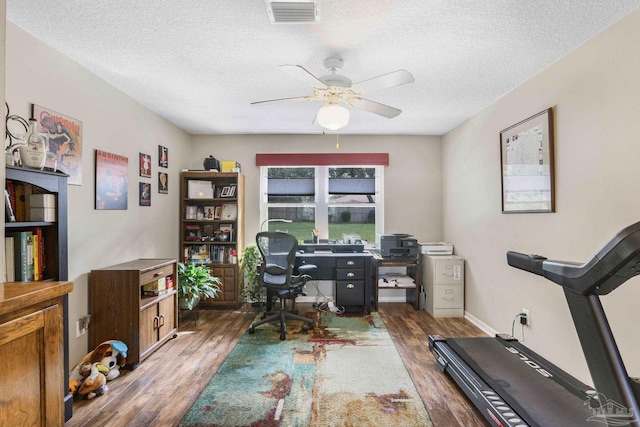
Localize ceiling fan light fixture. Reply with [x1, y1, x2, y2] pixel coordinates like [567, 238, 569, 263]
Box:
[317, 103, 349, 130]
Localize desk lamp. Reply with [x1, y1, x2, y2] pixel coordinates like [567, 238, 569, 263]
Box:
[260, 218, 292, 232]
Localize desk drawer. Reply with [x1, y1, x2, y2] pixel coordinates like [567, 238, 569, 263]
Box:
[336, 281, 365, 306]
[140, 263, 175, 286]
[336, 258, 365, 269]
[336, 269, 365, 281]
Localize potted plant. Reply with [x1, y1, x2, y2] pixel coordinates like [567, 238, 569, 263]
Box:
[240, 243, 263, 305]
[177, 262, 222, 310]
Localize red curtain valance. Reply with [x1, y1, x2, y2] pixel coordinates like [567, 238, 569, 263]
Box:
[256, 153, 389, 166]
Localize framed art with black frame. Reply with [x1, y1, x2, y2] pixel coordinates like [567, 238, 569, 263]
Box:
[500, 108, 555, 213]
[158, 145, 168, 168]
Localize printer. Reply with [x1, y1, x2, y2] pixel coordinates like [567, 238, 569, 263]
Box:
[377, 234, 419, 258]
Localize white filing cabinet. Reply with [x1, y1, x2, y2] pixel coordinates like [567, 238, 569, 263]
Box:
[422, 255, 464, 317]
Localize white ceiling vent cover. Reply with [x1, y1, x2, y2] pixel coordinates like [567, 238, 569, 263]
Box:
[265, 0, 320, 24]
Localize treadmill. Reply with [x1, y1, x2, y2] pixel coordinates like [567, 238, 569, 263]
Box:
[429, 221, 640, 427]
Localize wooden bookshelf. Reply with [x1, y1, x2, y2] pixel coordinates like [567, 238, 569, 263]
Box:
[180, 172, 244, 308]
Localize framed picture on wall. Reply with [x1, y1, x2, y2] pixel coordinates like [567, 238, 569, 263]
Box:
[500, 108, 555, 213]
[139, 182, 151, 206]
[158, 172, 168, 194]
[95, 150, 128, 210]
[158, 145, 168, 168]
[139, 153, 151, 177]
[32, 104, 83, 185]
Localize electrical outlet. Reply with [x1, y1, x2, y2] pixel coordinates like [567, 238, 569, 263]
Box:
[75, 320, 86, 337]
[521, 308, 530, 326]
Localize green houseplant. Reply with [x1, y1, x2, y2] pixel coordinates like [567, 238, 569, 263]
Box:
[240, 243, 263, 305]
[177, 262, 222, 310]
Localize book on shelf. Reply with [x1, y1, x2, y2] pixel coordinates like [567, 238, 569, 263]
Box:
[4, 236, 15, 281]
[187, 244, 211, 264]
[5, 189, 16, 222]
[6, 231, 33, 281]
[31, 233, 40, 281]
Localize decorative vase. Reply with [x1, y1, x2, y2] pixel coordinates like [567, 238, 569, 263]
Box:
[18, 119, 48, 170]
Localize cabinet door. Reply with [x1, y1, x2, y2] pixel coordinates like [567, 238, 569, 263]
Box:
[0, 303, 63, 427]
[157, 296, 176, 343]
[211, 266, 237, 303]
[139, 304, 158, 358]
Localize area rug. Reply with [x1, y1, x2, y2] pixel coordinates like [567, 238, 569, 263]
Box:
[180, 311, 432, 426]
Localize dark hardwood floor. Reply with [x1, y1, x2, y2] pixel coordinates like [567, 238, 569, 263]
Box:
[66, 303, 490, 426]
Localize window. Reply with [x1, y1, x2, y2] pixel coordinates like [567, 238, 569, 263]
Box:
[260, 165, 383, 243]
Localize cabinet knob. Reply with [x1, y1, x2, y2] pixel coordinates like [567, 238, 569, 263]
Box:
[153, 316, 159, 329]
[347, 272, 355, 278]
[347, 260, 355, 266]
[159, 315, 165, 327]
[347, 283, 355, 289]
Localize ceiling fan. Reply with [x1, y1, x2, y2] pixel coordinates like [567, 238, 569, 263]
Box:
[251, 57, 415, 130]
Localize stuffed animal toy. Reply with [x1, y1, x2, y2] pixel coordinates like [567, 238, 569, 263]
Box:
[81, 340, 128, 381]
[77, 362, 109, 399]
[69, 340, 129, 398]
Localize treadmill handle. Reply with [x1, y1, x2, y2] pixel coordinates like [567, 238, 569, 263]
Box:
[507, 251, 547, 276]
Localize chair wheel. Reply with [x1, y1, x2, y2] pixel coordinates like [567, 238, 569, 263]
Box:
[280, 333, 286, 340]
[249, 327, 255, 334]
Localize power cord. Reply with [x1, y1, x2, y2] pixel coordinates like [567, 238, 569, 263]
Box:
[309, 279, 345, 314]
[511, 313, 527, 342]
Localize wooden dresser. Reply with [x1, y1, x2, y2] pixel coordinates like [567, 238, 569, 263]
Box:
[0, 280, 73, 427]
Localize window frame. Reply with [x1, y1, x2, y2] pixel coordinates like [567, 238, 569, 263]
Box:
[260, 165, 384, 241]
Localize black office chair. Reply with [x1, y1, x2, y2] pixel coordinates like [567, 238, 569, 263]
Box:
[248, 232, 316, 340]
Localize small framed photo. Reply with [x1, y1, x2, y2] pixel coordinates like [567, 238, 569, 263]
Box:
[139, 152, 151, 177]
[139, 182, 151, 206]
[221, 204, 238, 220]
[214, 206, 222, 220]
[196, 206, 205, 220]
[220, 186, 232, 197]
[185, 205, 197, 219]
[158, 172, 168, 194]
[500, 108, 555, 213]
[158, 145, 168, 168]
[204, 206, 215, 220]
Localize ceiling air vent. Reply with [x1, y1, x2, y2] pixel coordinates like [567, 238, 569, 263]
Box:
[265, 0, 320, 24]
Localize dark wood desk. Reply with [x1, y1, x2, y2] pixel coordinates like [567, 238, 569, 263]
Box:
[295, 251, 374, 313]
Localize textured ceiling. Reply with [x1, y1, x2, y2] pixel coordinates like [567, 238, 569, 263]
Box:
[7, 1, 640, 135]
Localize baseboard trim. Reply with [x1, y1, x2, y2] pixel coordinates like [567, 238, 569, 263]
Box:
[464, 311, 497, 337]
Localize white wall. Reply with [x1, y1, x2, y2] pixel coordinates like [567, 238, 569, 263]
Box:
[5, 22, 191, 365]
[442, 8, 640, 384]
[190, 134, 443, 245]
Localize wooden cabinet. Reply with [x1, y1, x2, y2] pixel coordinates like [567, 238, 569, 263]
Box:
[180, 172, 244, 308]
[3, 166, 72, 420]
[0, 281, 73, 427]
[89, 258, 178, 367]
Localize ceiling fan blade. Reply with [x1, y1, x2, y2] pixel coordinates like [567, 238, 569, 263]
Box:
[350, 98, 402, 118]
[251, 95, 312, 106]
[350, 69, 415, 94]
[279, 65, 328, 89]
